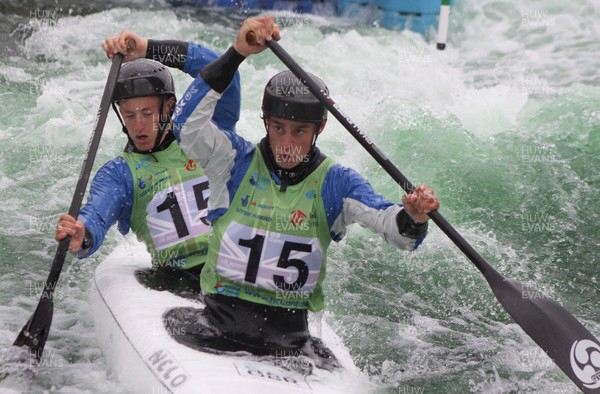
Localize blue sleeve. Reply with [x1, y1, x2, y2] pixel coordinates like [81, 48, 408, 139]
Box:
[183, 43, 219, 77]
[174, 49, 255, 222]
[206, 129, 256, 221]
[181, 43, 241, 132]
[322, 163, 396, 241]
[77, 157, 133, 257]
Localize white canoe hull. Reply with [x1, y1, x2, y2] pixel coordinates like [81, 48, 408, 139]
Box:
[91, 243, 373, 393]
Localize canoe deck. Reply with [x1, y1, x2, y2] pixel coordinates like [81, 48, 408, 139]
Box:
[91, 242, 374, 393]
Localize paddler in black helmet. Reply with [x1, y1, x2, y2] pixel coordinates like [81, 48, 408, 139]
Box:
[54, 30, 241, 291]
[164, 16, 440, 354]
[111, 58, 177, 153]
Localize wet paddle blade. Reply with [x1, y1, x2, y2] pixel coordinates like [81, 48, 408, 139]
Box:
[259, 37, 600, 392]
[486, 269, 600, 393]
[12, 53, 123, 362]
[13, 296, 53, 362]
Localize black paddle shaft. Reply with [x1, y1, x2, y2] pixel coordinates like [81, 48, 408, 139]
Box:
[13, 54, 124, 361]
[261, 37, 600, 392]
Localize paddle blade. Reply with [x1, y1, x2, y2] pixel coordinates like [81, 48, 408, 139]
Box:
[13, 296, 53, 362]
[261, 37, 600, 392]
[11, 54, 123, 364]
[487, 270, 600, 392]
[12, 239, 68, 361]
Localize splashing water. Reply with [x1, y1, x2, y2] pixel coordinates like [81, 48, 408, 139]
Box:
[0, 1, 599, 393]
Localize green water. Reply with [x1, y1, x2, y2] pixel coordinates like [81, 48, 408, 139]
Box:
[1, 0, 599, 393]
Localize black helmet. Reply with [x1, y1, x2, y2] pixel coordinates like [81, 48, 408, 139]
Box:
[262, 70, 328, 123]
[111, 59, 176, 153]
[112, 59, 175, 102]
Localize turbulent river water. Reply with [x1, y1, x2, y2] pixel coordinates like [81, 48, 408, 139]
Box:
[0, 0, 599, 392]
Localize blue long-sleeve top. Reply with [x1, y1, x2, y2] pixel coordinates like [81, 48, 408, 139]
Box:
[77, 41, 241, 257]
[175, 47, 428, 251]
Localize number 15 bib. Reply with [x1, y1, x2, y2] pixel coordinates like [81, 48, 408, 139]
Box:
[204, 148, 334, 311]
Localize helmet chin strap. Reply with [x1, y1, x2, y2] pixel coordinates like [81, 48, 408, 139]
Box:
[311, 127, 319, 150]
[112, 102, 136, 151]
[308, 119, 326, 154]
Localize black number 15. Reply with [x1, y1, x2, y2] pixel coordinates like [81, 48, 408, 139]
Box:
[156, 181, 209, 238]
[238, 234, 311, 290]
